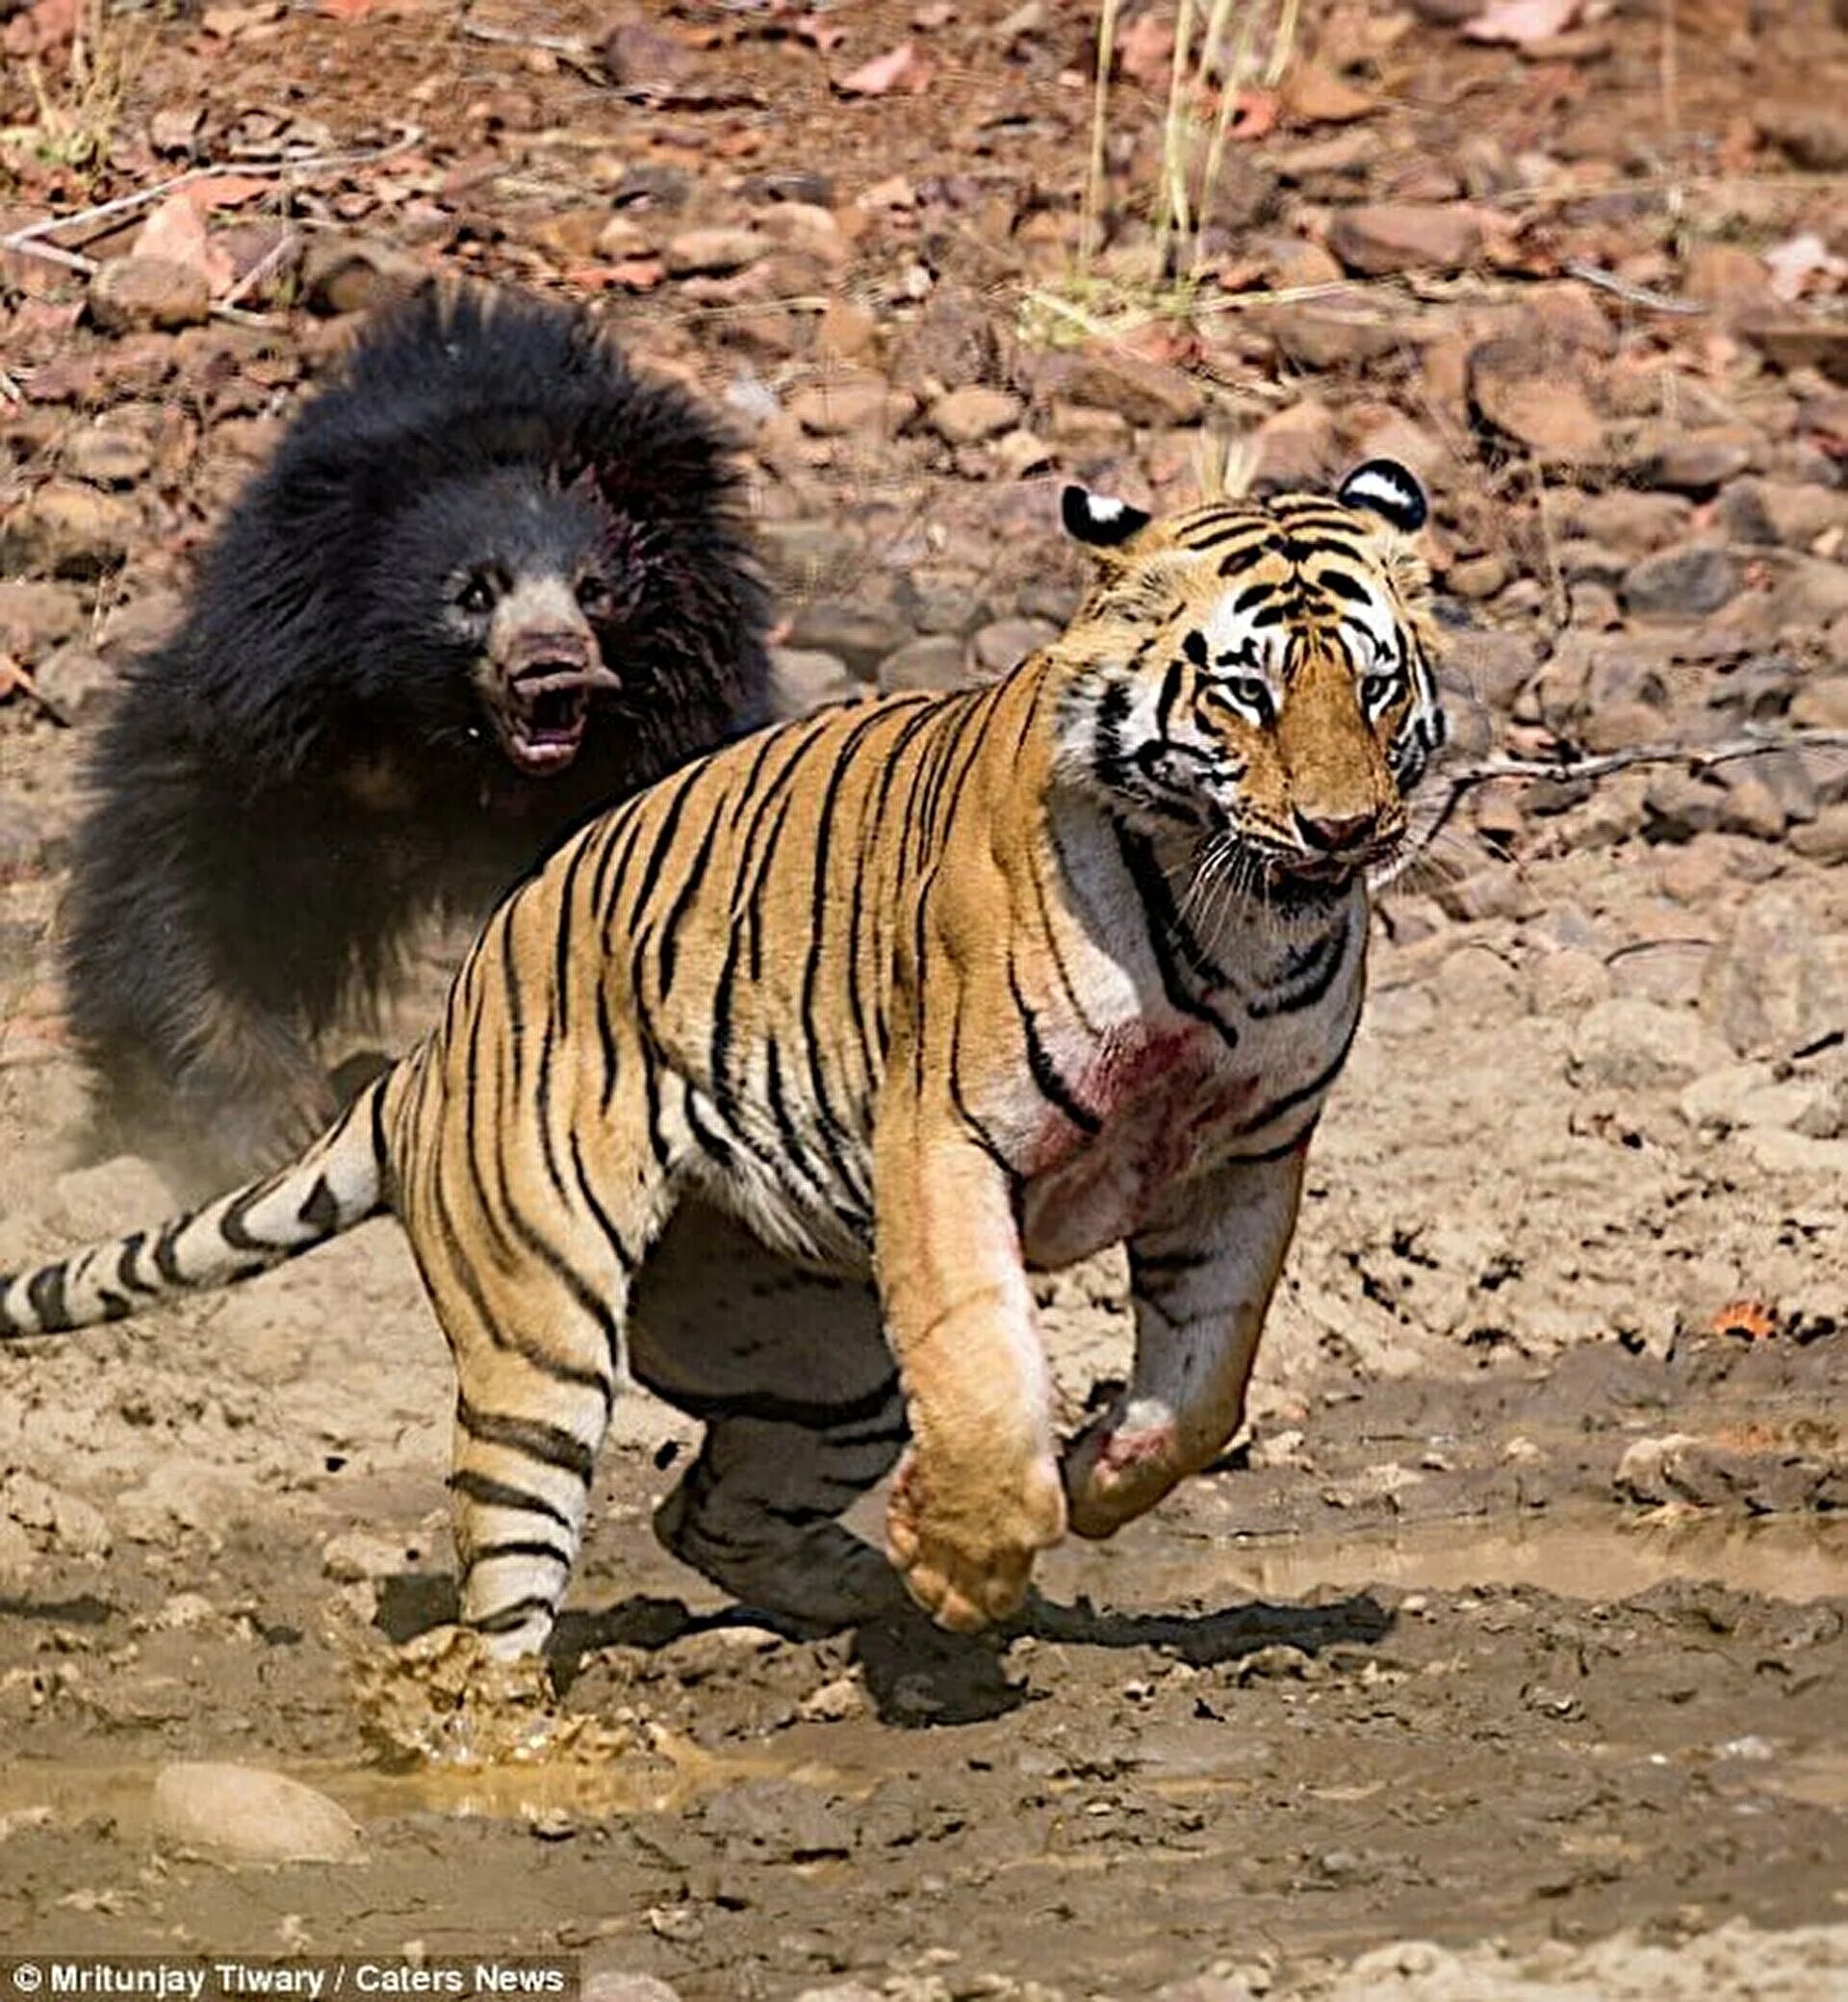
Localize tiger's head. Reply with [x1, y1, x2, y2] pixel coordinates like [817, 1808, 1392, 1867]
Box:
[1052, 459, 1446, 892]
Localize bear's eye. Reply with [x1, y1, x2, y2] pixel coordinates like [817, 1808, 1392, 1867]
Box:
[576, 573, 616, 616]
[456, 572, 497, 618]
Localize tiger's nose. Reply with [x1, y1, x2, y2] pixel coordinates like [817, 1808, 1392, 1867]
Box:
[1294, 806, 1379, 855]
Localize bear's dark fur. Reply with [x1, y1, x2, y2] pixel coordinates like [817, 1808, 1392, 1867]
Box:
[64, 282, 769, 1185]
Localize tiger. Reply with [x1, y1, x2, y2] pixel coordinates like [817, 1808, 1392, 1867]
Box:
[0, 458, 1444, 1656]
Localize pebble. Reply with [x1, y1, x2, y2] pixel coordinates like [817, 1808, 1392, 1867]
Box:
[583, 1978, 683, 2002]
[788, 379, 918, 438]
[771, 646, 860, 715]
[1569, 999, 1727, 1091]
[928, 385, 1022, 446]
[0, 578, 85, 654]
[0, 479, 140, 578]
[878, 634, 967, 692]
[89, 255, 210, 332]
[783, 600, 914, 677]
[1327, 202, 1481, 274]
[1468, 345, 1604, 463]
[662, 227, 771, 278]
[1789, 802, 1848, 864]
[152, 1763, 364, 1864]
[1621, 541, 1742, 618]
[1048, 348, 1203, 427]
[972, 616, 1058, 676]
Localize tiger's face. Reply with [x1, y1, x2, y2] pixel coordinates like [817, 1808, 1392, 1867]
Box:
[1054, 460, 1446, 889]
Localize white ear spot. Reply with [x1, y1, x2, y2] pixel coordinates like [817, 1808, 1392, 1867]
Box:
[1337, 458, 1427, 533]
[1062, 484, 1153, 549]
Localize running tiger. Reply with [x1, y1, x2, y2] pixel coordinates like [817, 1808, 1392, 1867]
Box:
[1, 460, 1444, 1653]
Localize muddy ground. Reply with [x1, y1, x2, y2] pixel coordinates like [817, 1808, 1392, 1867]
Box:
[3, 0, 1848, 1994]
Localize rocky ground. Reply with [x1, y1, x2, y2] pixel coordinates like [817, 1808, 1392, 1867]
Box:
[2, 0, 1847, 1995]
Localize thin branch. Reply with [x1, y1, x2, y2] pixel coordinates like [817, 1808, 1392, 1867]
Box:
[1441, 728, 1848, 799]
[0, 127, 424, 251]
[1561, 257, 1706, 316]
[218, 228, 300, 309]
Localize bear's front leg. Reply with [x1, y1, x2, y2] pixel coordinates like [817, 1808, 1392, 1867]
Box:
[874, 1107, 1066, 1632]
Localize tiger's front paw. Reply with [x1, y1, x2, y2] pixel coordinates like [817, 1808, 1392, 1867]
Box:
[1061, 1409, 1184, 1540]
[885, 1447, 1066, 1632]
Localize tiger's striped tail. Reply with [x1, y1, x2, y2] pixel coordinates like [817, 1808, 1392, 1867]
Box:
[0, 1073, 395, 1340]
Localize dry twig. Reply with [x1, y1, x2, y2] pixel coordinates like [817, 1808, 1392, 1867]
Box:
[1441, 727, 1848, 800]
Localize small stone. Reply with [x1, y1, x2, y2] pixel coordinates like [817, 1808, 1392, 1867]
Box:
[783, 600, 913, 677]
[788, 1989, 883, 2002]
[878, 634, 967, 692]
[1680, 1061, 1778, 1130]
[991, 427, 1053, 478]
[927, 385, 1021, 446]
[0, 579, 85, 654]
[662, 227, 771, 278]
[1524, 947, 1612, 1015]
[1641, 770, 1724, 843]
[787, 379, 918, 437]
[1631, 434, 1754, 494]
[1327, 203, 1481, 275]
[1569, 999, 1727, 1091]
[972, 616, 1058, 677]
[1445, 627, 1539, 712]
[62, 422, 155, 486]
[582, 1977, 684, 2002]
[153, 1763, 364, 1864]
[1267, 301, 1402, 371]
[1757, 103, 1848, 172]
[0, 798, 51, 885]
[1249, 398, 1338, 487]
[1050, 348, 1204, 427]
[797, 1675, 866, 1723]
[1790, 802, 1848, 863]
[1047, 399, 1133, 451]
[0, 480, 139, 578]
[321, 1530, 415, 1583]
[1714, 770, 1786, 841]
[89, 255, 210, 333]
[1468, 344, 1604, 463]
[33, 645, 115, 721]
[771, 647, 860, 715]
[1621, 542, 1742, 619]
[299, 237, 421, 317]
[1740, 317, 1848, 384]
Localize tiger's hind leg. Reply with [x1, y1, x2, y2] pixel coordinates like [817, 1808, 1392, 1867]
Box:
[399, 1073, 665, 1661]
[629, 1199, 909, 1633]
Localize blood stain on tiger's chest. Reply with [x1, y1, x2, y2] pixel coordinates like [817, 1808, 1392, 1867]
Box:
[1020, 1024, 1259, 1261]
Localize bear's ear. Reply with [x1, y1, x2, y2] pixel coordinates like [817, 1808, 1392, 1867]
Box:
[1337, 458, 1428, 534]
[1061, 484, 1153, 550]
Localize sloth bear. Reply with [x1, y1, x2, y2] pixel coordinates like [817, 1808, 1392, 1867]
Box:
[64, 283, 770, 1187]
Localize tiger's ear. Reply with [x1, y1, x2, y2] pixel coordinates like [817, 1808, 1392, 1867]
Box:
[1062, 484, 1153, 551]
[1337, 459, 1427, 534]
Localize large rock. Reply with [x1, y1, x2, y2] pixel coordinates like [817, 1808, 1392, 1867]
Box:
[152, 1762, 364, 1864]
[1702, 892, 1846, 1057]
[927, 385, 1022, 445]
[787, 378, 918, 437]
[1468, 344, 1604, 464]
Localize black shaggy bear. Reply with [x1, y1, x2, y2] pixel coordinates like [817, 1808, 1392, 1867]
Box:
[64, 282, 770, 1187]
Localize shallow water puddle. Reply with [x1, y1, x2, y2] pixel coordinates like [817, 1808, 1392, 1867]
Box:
[1051, 1507, 1848, 1607]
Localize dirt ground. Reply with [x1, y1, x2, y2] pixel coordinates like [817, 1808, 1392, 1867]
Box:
[2, 0, 1847, 1995]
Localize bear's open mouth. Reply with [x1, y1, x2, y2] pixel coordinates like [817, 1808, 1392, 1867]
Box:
[494, 663, 605, 776]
